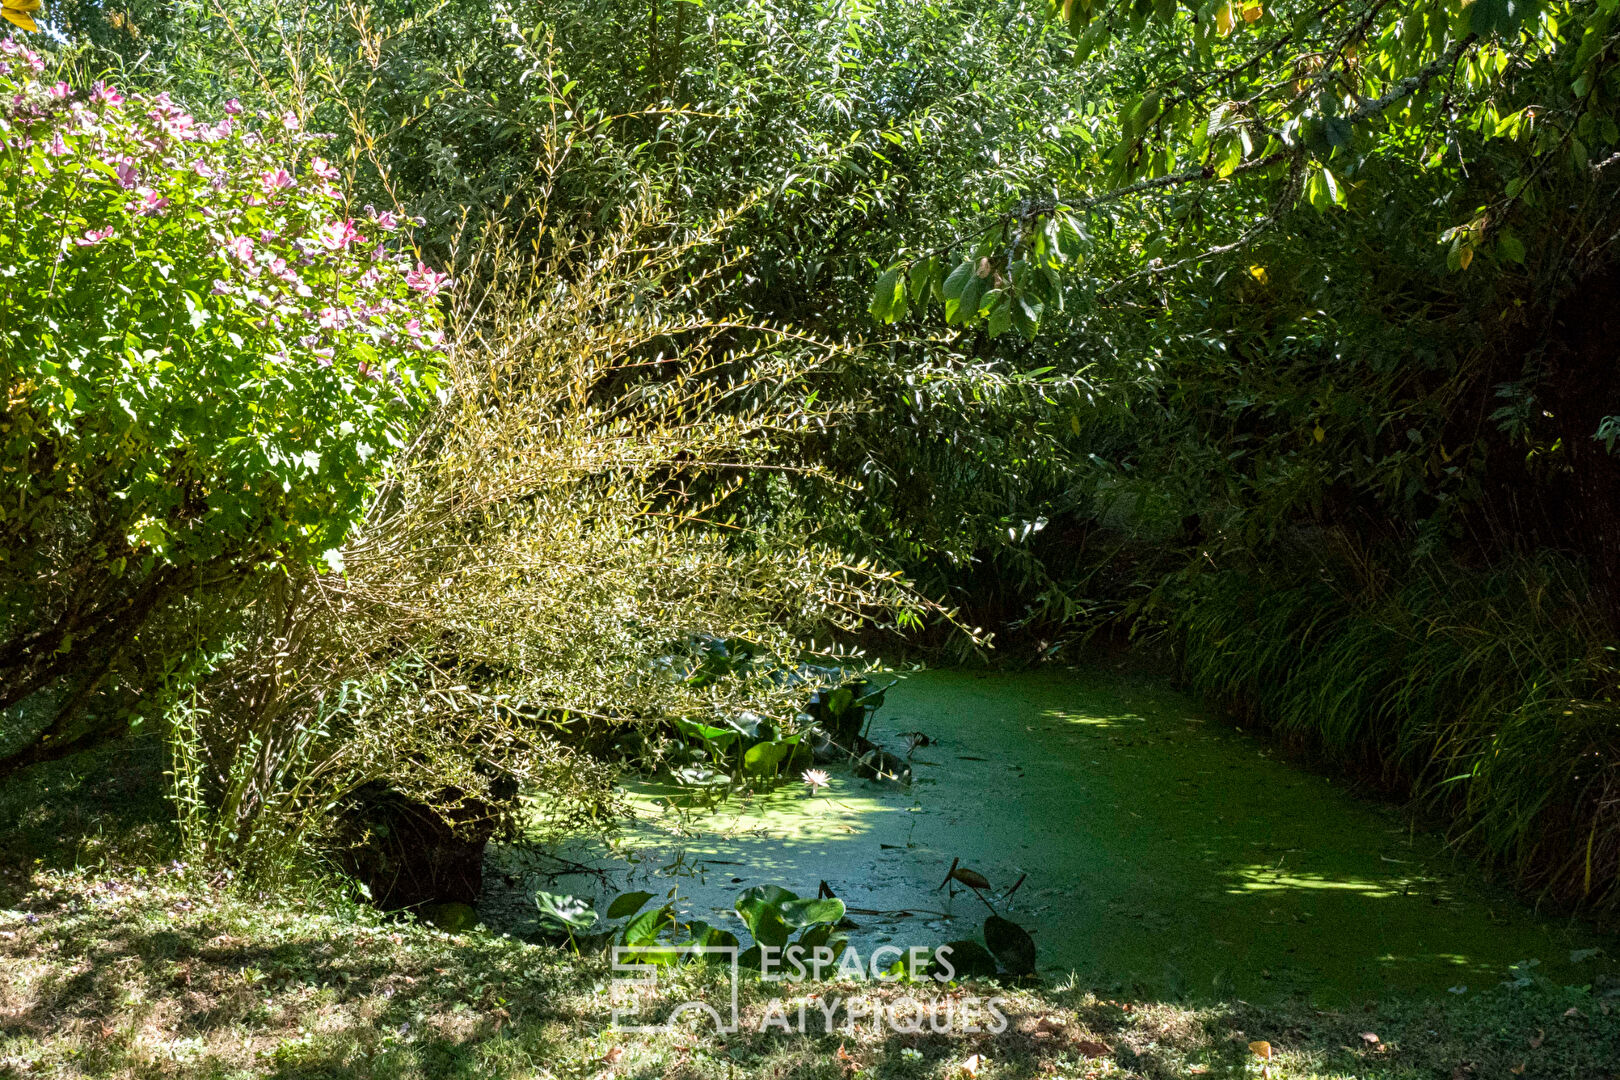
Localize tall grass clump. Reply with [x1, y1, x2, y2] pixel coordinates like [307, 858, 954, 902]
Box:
[1171, 555, 1620, 914]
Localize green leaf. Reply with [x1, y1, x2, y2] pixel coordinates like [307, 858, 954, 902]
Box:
[1498, 232, 1526, 264]
[869, 266, 905, 323]
[606, 891, 655, 919]
[780, 896, 845, 927]
[535, 891, 596, 932]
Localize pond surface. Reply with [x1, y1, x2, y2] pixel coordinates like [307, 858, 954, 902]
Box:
[489, 668, 1616, 1003]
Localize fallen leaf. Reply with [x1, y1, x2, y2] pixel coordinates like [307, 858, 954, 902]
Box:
[949, 867, 993, 891]
[1035, 1016, 1065, 1033]
[1075, 1040, 1110, 1059]
[1360, 1032, 1380, 1045]
[961, 1053, 984, 1076]
[1249, 1041, 1274, 1061]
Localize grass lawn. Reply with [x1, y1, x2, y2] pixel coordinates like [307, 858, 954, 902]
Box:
[2, 865, 1617, 1080]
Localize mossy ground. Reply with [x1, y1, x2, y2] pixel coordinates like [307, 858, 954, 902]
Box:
[2, 866, 1617, 1080]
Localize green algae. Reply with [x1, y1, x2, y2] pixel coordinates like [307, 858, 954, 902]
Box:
[502, 668, 1616, 1004]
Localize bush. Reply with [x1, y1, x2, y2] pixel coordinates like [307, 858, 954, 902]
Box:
[0, 38, 445, 771]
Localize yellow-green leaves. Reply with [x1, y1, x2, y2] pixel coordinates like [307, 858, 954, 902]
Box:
[2, 0, 41, 32]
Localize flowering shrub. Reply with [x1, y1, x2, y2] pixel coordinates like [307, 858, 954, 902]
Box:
[0, 38, 445, 714]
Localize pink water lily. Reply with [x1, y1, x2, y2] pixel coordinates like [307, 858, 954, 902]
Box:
[405, 261, 450, 298]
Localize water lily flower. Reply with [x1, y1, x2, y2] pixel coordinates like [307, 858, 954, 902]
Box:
[802, 768, 831, 794]
[405, 261, 450, 297]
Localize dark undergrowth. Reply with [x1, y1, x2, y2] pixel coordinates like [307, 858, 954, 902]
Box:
[1169, 553, 1620, 920]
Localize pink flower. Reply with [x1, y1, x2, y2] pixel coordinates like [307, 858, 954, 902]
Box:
[225, 235, 256, 263]
[130, 188, 170, 216]
[309, 156, 339, 181]
[161, 113, 197, 140]
[91, 82, 123, 106]
[113, 162, 138, 189]
[46, 133, 68, 157]
[210, 278, 233, 295]
[280, 110, 300, 131]
[224, 98, 243, 115]
[316, 219, 360, 251]
[193, 160, 216, 179]
[261, 168, 294, 193]
[317, 306, 345, 330]
[372, 208, 399, 231]
[268, 257, 300, 285]
[73, 227, 114, 247]
[48, 82, 69, 100]
[405, 261, 451, 298]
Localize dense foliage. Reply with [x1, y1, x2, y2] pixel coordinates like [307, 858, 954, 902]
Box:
[4, 0, 1620, 913]
[0, 42, 444, 775]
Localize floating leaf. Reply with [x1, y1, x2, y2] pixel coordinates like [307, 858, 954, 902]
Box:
[606, 891, 655, 919]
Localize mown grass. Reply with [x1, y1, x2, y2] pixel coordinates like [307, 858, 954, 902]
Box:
[2, 867, 1618, 1080]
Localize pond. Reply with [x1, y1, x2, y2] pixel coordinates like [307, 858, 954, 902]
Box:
[486, 667, 1616, 1003]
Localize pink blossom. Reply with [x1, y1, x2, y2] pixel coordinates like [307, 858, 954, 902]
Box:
[210, 278, 233, 295]
[161, 113, 197, 140]
[280, 110, 300, 131]
[372, 208, 399, 231]
[224, 98, 243, 115]
[317, 306, 346, 330]
[316, 218, 360, 251]
[73, 227, 114, 247]
[309, 157, 340, 181]
[91, 82, 123, 106]
[261, 168, 294, 193]
[405, 261, 451, 298]
[48, 82, 69, 100]
[130, 188, 170, 216]
[193, 160, 216, 179]
[113, 162, 138, 189]
[225, 235, 256, 263]
[46, 133, 68, 157]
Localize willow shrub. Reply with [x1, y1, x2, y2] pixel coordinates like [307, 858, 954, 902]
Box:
[0, 38, 445, 771]
[167, 83, 936, 881]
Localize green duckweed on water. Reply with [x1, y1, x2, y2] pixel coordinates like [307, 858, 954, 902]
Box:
[491, 667, 1617, 1004]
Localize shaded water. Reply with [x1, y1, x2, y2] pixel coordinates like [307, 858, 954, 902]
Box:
[490, 668, 1616, 1003]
